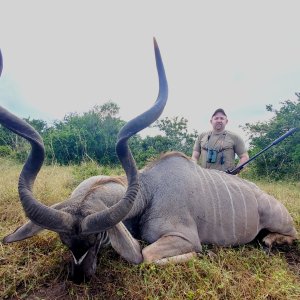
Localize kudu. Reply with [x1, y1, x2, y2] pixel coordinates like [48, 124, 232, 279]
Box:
[0, 43, 298, 283]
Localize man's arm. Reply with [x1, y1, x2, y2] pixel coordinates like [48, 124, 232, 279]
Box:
[227, 152, 249, 175]
[191, 150, 200, 162]
[237, 152, 249, 167]
[191, 133, 203, 163]
[232, 133, 249, 172]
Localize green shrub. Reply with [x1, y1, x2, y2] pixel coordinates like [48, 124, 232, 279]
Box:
[0, 145, 12, 156]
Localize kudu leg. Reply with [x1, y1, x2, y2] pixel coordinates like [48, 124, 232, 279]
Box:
[258, 194, 298, 247]
[142, 235, 199, 264]
[262, 233, 296, 247]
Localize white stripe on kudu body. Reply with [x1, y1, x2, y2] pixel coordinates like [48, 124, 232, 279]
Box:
[191, 164, 265, 246]
[215, 171, 237, 243]
[197, 166, 218, 242]
[233, 181, 248, 241]
[205, 170, 226, 243]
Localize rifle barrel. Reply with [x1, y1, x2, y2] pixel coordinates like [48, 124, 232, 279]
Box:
[228, 127, 299, 174]
[271, 127, 298, 145]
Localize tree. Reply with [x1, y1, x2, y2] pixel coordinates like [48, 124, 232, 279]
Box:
[243, 94, 300, 180]
[154, 116, 198, 155]
[0, 102, 199, 168]
[130, 116, 198, 167]
[0, 117, 48, 160]
[44, 102, 125, 165]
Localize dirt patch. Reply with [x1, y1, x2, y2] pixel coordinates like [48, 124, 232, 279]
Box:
[11, 283, 70, 300]
[271, 243, 300, 277]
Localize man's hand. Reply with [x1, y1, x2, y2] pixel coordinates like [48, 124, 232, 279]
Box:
[226, 167, 243, 175]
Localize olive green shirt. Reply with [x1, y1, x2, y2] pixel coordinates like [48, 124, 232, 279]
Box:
[193, 130, 247, 171]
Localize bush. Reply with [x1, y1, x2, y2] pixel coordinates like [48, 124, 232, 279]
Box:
[0, 145, 12, 157]
[243, 94, 300, 180]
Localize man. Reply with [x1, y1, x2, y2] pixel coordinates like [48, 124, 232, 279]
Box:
[191, 108, 249, 174]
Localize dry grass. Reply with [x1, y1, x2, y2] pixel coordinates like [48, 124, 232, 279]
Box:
[0, 158, 300, 299]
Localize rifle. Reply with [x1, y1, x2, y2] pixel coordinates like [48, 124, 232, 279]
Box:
[226, 127, 299, 175]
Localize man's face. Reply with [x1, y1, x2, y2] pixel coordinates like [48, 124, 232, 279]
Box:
[210, 112, 228, 132]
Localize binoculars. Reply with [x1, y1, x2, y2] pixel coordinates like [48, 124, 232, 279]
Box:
[207, 149, 217, 163]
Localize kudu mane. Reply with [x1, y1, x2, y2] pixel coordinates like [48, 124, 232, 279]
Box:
[143, 151, 191, 171]
[83, 176, 127, 201]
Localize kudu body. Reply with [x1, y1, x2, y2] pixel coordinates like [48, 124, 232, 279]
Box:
[0, 43, 297, 282]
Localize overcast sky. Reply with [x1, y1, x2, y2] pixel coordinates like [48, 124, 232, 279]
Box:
[0, 1, 299, 143]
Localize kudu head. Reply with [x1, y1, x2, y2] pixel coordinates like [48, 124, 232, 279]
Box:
[0, 39, 168, 282]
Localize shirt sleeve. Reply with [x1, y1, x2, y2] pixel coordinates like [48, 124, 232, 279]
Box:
[233, 134, 247, 156]
[193, 132, 205, 153]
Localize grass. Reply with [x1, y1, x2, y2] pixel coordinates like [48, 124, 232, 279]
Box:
[0, 157, 300, 299]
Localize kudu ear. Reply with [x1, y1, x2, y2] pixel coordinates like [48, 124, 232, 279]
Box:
[3, 221, 44, 243]
[2, 201, 68, 243]
[107, 222, 143, 264]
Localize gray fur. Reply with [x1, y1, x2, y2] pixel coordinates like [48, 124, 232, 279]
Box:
[134, 153, 297, 247]
[74, 152, 297, 253]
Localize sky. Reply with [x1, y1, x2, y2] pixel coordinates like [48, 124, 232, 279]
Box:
[0, 1, 300, 144]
